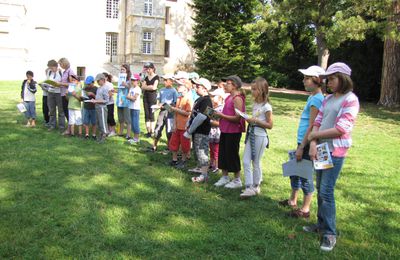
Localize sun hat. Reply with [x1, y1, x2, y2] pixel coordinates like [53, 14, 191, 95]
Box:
[222, 75, 242, 88]
[209, 87, 225, 97]
[298, 66, 325, 77]
[322, 62, 352, 77]
[193, 78, 211, 91]
[162, 73, 175, 80]
[189, 72, 200, 80]
[84, 76, 94, 85]
[95, 73, 106, 81]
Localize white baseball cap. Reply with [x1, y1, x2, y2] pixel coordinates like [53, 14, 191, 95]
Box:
[298, 66, 325, 77]
[161, 73, 175, 80]
[192, 78, 211, 91]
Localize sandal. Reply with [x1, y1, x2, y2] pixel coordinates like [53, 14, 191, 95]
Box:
[278, 199, 297, 209]
[289, 209, 310, 219]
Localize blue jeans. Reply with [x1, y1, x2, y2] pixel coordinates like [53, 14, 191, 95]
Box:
[316, 156, 345, 236]
[130, 109, 140, 134]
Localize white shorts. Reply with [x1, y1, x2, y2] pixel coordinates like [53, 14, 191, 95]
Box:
[68, 109, 82, 125]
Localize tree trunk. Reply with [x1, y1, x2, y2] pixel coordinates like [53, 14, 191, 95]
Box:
[316, 32, 330, 70]
[379, 0, 400, 108]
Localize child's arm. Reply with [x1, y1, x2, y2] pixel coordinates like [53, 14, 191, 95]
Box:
[296, 105, 319, 160]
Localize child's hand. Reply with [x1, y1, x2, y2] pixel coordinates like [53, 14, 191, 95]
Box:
[295, 146, 304, 161]
[309, 143, 317, 160]
[308, 132, 317, 142]
[88, 92, 95, 98]
[246, 117, 257, 124]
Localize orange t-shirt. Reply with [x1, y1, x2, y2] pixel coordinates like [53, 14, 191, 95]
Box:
[175, 95, 193, 130]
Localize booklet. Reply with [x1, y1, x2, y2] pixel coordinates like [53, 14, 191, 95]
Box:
[117, 73, 127, 88]
[313, 142, 334, 170]
[162, 103, 173, 113]
[204, 106, 220, 120]
[17, 103, 27, 113]
[68, 84, 76, 93]
[235, 108, 250, 120]
[41, 79, 60, 87]
[81, 90, 90, 100]
[282, 158, 314, 180]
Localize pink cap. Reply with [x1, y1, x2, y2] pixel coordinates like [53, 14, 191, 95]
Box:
[322, 62, 352, 77]
[131, 73, 141, 81]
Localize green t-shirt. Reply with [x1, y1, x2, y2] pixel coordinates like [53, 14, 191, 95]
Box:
[68, 84, 82, 110]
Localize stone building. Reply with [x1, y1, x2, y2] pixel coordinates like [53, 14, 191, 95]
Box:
[0, 0, 195, 80]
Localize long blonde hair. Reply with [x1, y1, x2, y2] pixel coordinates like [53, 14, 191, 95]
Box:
[252, 77, 270, 103]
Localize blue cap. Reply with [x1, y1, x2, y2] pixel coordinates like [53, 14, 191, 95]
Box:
[85, 76, 94, 85]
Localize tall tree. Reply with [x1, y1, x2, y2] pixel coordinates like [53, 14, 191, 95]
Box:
[379, 0, 400, 107]
[189, 0, 259, 81]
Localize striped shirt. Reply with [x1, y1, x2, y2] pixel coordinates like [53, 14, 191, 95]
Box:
[313, 92, 359, 157]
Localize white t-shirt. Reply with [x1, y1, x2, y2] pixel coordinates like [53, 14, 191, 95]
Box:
[252, 102, 272, 136]
[23, 82, 36, 102]
[128, 86, 142, 110]
[105, 81, 114, 105]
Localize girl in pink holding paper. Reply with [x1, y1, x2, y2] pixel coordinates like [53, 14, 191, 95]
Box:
[240, 77, 273, 198]
[304, 62, 359, 252]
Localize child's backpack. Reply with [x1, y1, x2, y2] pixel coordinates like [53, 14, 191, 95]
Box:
[48, 69, 63, 79]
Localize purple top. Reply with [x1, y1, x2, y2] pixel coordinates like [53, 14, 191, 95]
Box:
[60, 67, 75, 96]
[219, 94, 246, 133]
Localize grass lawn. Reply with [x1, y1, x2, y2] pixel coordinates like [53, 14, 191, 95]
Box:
[0, 81, 399, 259]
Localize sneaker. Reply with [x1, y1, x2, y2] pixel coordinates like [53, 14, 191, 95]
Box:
[128, 138, 140, 145]
[303, 224, 320, 233]
[85, 135, 90, 140]
[188, 167, 203, 173]
[145, 132, 151, 138]
[240, 187, 257, 198]
[192, 174, 208, 183]
[92, 135, 97, 140]
[253, 186, 261, 194]
[168, 160, 179, 166]
[289, 209, 310, 219]
[210, 167, 219, 173]
[214, 176, 231, 187]
[61, 130, 70, 136]
[175, 161, 186, 169]
[224, 179, 243, 189]
[320, 235, 336, 252]
[108, 131, 117, 137]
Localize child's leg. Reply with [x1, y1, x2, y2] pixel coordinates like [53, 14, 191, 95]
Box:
[78, 125, 82, 135]
[84, 125, 89, 136]
[70, 124, 75, 135]
[243, 141, 253, 187]
[92, 124, 97, 136]
[252, 136, 268, 187]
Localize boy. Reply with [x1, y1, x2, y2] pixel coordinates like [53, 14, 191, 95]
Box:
[151, 74, 178, 151]
[90, 73, 111, 143]
[20, 71, 37, 127]
[185, 78, 213, 183]
[82, 76, 97, 140]
[67, 74, 83, 137]
[168, 82, 193, 168]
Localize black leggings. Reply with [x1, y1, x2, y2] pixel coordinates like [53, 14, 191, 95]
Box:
[62, 96, 69, 122]
[143, 91, 157, 122]
[43, 96, 49, 123]
[107, 104, 116, 126]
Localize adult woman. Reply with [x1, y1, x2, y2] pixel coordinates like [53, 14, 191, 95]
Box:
[58, 57, 76, 134]
[141, 62, 159, 137]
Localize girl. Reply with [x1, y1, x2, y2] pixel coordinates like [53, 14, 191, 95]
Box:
[127, 74, 142, 144]
[208, 88, 225, 173]
[240, 77, 273, 198]
[214, 75, 246, 189]
[117, 64, 132, 139]
[141, 63, 159, 138]
[279, 66, 325, 215]
[103, 72, 117, 137]
[304, 62, 359, 252]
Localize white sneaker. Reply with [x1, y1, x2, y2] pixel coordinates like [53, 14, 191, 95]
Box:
[214, 176, 230, 187]
[240, 187, 257, 198]
[108, 131, 117, 137]
[224, 179, 243, 189]
[253, 186, 261, 195]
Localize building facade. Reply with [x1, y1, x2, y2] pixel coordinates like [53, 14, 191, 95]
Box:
[0, 0, 195, 80]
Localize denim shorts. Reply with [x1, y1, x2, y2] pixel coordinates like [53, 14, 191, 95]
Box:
[83, 108, 96, 125]
[290, 144, 315, 194]
[23, 101, 36, 119]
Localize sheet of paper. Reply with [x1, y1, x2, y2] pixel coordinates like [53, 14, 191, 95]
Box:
[282, 159, 314, 180]
[235, 108, 249, 119]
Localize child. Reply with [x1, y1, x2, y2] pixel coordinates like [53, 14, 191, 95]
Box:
[127, 73, 142, 144]
[185, 78, 213, 183]
[279, 66, 325, 216]
[207, 88, 225, 173]
[82, 76, 97, 140]
[117, 64, 132, 139]
[240, 77, 273, 198]
[103, 72, 117, 137]
[44, 59, 64, 131]
[168, 82, 193, 168]
[91, 73, 111, 143]
[303, 62, 359, 252]
[20, 71, 37, 127]
[151, 74, 178, 151]
[67, 74, 83, 137]
[213, 75, 246, 189]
